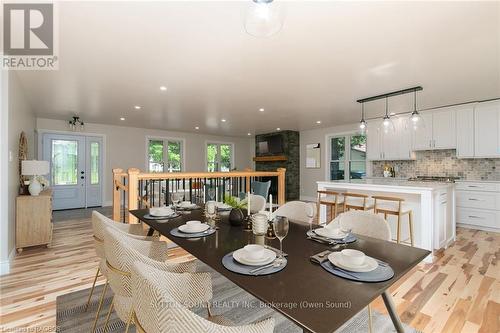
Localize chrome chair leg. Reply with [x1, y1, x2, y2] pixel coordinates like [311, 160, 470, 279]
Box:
[91, 279, 108, 333]
[84, 267, 101, 312]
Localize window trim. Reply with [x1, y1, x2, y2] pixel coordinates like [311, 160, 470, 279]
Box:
[145, 135, 186, 172]
[205, 140, 235, 172]
[325, 131, 367, 181]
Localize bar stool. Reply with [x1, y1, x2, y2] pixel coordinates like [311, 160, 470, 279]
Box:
[317, 190, 344, 223]
[344, 193, 375, 212]
[373, 196, 414, 246]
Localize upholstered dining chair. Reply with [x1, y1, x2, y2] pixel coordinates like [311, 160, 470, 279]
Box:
[131, 261, 275, 333]
[251, 180, 271, 200]
[102, 226, 198, 333]
[272, 201, 316, 225]
[246, 194, 266, 213]
[89, 212, 153, 330]
[327, 210, 391, 333]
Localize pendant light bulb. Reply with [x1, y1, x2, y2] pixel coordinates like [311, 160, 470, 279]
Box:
[244, 0, 284, 38]
[381, 97, 395, 134]
[359, 102, 367, 134]
[409, 90, 425, 131]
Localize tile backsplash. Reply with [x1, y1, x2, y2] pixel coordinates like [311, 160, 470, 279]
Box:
[371, 150, 500, 180]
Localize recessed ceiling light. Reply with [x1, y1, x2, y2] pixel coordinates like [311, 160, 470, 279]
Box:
[276, 127, 281, 131]
[120, 117, 125, 121]
[259, 108, 265, 112]
[316, 120, 321, 124]
[195, 126, 200, 130]
[247, 133, 251, 136]
[221, 119, 226, 122]
[134, 105, 141, 110]
[160, 86, 167, 91]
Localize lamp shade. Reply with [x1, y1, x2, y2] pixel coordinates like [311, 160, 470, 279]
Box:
[22, 160, 49, 176]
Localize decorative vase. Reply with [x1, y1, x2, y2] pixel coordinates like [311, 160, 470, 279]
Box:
[229, 208, 246, 226]
[28, 177, 42, 196]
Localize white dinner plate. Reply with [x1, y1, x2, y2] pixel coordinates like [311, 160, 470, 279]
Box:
[178, 203, 197, 209]
[232, 248, 276, 266]
[328, 252, 378, 273]
[314, 228, 347, 240]
[150, 212, 176, 218]
[178, 224, 210, 234]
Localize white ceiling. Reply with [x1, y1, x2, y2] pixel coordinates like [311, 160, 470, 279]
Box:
[15, 1, 500, 136]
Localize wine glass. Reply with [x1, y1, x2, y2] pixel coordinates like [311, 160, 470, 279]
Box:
[272, 216, 289, 266]
[306, 202, 315, 232]
[205, 201, 216, 220]
[207, 188, 216, 202]
[171, 192, 183, 212]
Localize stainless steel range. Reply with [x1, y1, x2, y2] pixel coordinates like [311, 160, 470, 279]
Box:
[407, 176, 460, 183]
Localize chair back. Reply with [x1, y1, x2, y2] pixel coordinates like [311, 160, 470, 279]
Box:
[251, 180, 271, 199]
[273, 201, 316, 225]
[248, 194, 266, 213]
[328, 211, 391, 241]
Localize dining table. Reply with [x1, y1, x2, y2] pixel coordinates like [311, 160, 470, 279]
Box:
[130, 208, 430, 333]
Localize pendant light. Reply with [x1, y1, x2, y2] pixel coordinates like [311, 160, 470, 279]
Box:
[244, 0, 284, 38]
[359, 102, 367, 134]
[381, 97, 395, 134]
[409, 90, 425, 131]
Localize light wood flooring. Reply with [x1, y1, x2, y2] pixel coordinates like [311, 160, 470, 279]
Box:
[0, 208, 498, 332]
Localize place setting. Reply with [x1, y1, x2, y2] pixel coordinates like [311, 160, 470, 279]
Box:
[311, 248, 394, 283]
[174, 200, 201, 211]
[143, 206, 180, 220]
[170, 220, 217, 238]
[306, 221, 357, 245]
[222, 216, 289, 276]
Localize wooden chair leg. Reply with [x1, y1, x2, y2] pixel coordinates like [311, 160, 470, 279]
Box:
[408, 211, 414, 246]
[396, 214, 401, 244]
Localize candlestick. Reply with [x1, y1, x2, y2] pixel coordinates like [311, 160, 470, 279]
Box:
[247, 191, 251, 216]
[269, 194, 273, 220]
[215, 185, 218, 202]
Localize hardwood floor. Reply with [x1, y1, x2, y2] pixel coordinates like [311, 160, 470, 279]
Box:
[0, 208, 498, 332]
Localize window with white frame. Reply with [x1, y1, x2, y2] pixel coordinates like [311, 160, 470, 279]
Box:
[147, 138, 183, 172]
[206, 142, 233, 172]
[328, 134, 366, 180]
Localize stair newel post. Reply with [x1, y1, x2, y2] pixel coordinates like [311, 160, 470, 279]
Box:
[127, 168, 141, 224]
[112, 168, 123, 221]
[277, 168, 286, 206]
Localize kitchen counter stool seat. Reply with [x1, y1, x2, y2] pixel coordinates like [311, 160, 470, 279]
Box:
[373, 196, 414, 246]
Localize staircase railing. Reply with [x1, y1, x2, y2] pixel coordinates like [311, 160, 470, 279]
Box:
[113, 168, 286, 223]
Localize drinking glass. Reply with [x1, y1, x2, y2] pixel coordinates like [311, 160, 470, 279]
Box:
[171, 192, 183, 212]
[207, 188, 216, 202]
[306, 202, 315, 232]
[206, 201, 217, 220]
[272, 216, 289, 265]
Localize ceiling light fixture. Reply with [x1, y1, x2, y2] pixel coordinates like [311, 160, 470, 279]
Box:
[409, 90, 425, 131]
[160, 86, 167, 91]
[316, 120, 321, 124]
[276, 127, 281, 131]
[244, 0, 284, 38]
[134, 105, 141, 110]
[221, 119, 227, 122]
[259, 108, 265, 112]
[195, 126, 200, 130]
[381, 97, 396, 134]
[359, 102, 367, 134]
[68, 116, 84, 131]
[247, 133, 252, 136]
[120, 117, 125, 121]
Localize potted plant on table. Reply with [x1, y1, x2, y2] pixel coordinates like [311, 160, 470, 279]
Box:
[224, 194, 248, 226]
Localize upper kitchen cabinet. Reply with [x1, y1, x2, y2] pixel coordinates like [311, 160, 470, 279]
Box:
[366, 120, 383, 160]
[474, 100, 500, 158]
[456, 105, 475, 158]
[366, 116, 414, 161]
[413, 108, 456, 151]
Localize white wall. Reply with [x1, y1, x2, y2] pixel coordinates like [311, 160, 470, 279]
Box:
[0, 70, 9, 274]
[300, 123, 360, 200]
[36, 118, 254, 205]
[1, 72, 36, 275]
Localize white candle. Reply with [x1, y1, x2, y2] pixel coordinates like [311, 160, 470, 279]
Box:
[269, 194, 273, 219]
[215, 185, 218, 202]
[247, 191, 251, 216]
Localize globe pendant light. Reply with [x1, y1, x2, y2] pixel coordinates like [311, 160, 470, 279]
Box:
[244, 0, 284, 38]
[409, 90, 425, 131]
[359, 102, 367, 134]
[381, 97, 395, 134]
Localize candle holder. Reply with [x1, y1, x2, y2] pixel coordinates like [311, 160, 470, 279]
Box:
[266, 220, 276, 239]
[243, 215, 252, 231]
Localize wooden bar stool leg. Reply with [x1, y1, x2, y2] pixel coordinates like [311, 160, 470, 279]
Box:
[396, 214, 401, 244]
[408, 211, 414, 246]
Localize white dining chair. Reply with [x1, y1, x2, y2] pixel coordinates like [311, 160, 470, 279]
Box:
[102, 226, 198, 333]
[272, 201, 316, 225]
[89, 211, 155, 331]
[131, 261, 275, 333]
[246, 194, 266, 213]
[328, 210, 391, 333]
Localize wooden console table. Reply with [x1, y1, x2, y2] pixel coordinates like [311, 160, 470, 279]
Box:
[16, 189, 53, 253]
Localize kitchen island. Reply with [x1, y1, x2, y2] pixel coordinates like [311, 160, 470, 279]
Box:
[317, 179, 456, 262]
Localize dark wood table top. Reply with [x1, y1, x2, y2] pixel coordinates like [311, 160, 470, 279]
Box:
[130, 209, 430, 333]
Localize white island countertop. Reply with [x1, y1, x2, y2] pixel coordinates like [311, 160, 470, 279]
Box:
[318, 178, 454, 191]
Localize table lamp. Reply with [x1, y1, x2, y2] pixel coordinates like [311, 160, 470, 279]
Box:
[21, 160, 49, 196]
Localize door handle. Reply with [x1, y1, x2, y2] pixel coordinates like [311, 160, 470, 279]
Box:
[80, 176, 85, 179]
[81, 171, 85, 174]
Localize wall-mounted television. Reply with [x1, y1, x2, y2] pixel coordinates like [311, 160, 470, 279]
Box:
[258, 135, 283, 154]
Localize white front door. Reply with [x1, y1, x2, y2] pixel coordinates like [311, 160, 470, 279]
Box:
[42, 133, 103, 210]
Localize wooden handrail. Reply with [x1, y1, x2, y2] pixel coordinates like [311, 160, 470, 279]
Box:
[113, 167, 286, 224]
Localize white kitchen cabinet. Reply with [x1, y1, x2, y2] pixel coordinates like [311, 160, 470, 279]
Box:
[366, 116, 414, 161]
[434, 190, 452, 249]
[413, 108, 456, 151]
[366, 120, 382, 160]
[456, 181, 500, 232]
[474, 100, 500, 158]
[456, 106, 475, 158]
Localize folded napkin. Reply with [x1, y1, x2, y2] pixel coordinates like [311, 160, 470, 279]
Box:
[310, 250, 332, 264]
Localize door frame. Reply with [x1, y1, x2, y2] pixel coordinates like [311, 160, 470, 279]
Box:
[37, 129, 106, 208]
[204, 140, 235, 172]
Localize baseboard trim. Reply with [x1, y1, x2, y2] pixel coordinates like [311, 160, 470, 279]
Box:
[0, 248, 16, 276]
[457, 223, 500, 233]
